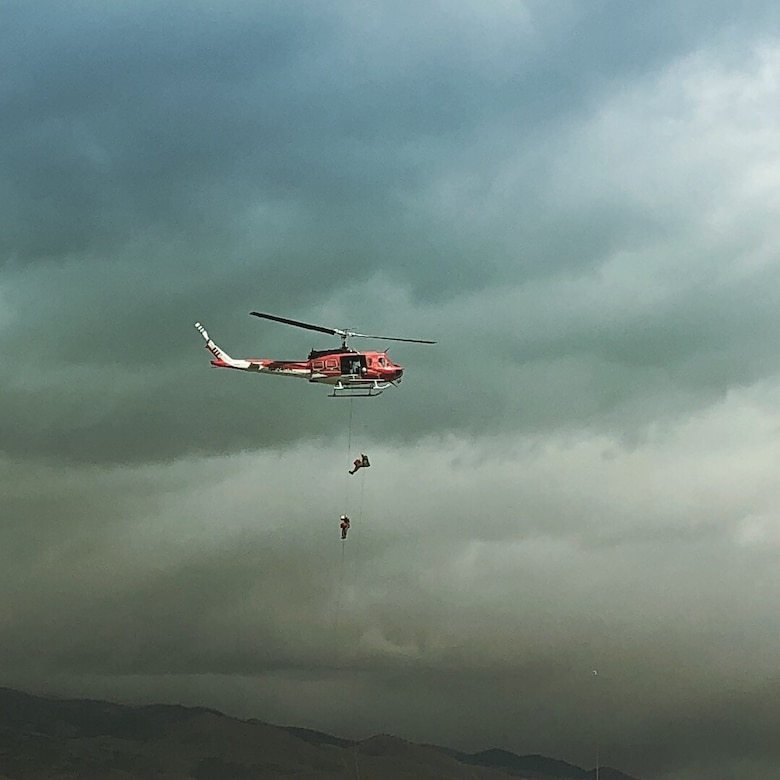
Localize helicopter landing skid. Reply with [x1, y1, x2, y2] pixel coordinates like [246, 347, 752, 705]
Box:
[329, 380, 391, 398]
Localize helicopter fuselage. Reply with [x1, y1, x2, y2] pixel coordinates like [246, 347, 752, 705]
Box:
[210, 349, 403, 382]
[203, 336, 403, 395]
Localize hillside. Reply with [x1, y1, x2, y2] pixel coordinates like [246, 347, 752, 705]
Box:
[0, 687, 640, 780]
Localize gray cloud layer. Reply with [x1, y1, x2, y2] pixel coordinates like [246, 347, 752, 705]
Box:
[4, 3, 780, 778]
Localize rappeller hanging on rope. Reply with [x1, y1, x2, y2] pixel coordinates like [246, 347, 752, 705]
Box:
[349, 453, 371, 475]
[340, 515, 351, 540]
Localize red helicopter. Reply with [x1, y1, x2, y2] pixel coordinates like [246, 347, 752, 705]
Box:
[195, 311, 435, 397]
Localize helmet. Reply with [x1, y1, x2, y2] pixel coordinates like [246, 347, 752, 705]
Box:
[341, 515, 347, 520]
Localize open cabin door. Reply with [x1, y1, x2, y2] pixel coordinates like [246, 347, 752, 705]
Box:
[340, 354, 367, 376]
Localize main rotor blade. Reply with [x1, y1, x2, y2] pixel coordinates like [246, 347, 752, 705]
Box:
[250, 311, 337, 336]
[349, 332, 437, 344]
[250, 311, 436, 344]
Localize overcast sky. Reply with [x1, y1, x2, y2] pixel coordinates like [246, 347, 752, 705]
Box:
[3, 2, 780, 778]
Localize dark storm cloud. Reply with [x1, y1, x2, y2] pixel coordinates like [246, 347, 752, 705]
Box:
[3, 0, 776, 297]
[1, 2, 328, 260]
[4, 4, 780, 780]
[4, 0, 780, 458]
[5, 433, 780, 780]
[2, 0, 762, 275]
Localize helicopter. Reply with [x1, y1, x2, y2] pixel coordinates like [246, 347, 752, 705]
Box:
[194, 311, 435, 397]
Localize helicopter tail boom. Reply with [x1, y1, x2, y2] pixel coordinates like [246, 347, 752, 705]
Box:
[194, 322, 254, 370]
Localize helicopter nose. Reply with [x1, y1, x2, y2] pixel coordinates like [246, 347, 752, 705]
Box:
[394, 368, 404, 380]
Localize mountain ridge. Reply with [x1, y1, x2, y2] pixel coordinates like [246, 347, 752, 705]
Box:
[0, 686, 640, 779]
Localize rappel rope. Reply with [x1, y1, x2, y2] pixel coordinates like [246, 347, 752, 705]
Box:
[332, 396, 367, 779]
[334, 396, 361, 643]
[344, 398, 354, 510]
[333, 540, 347, 635]
[351, 471, 365, 595]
